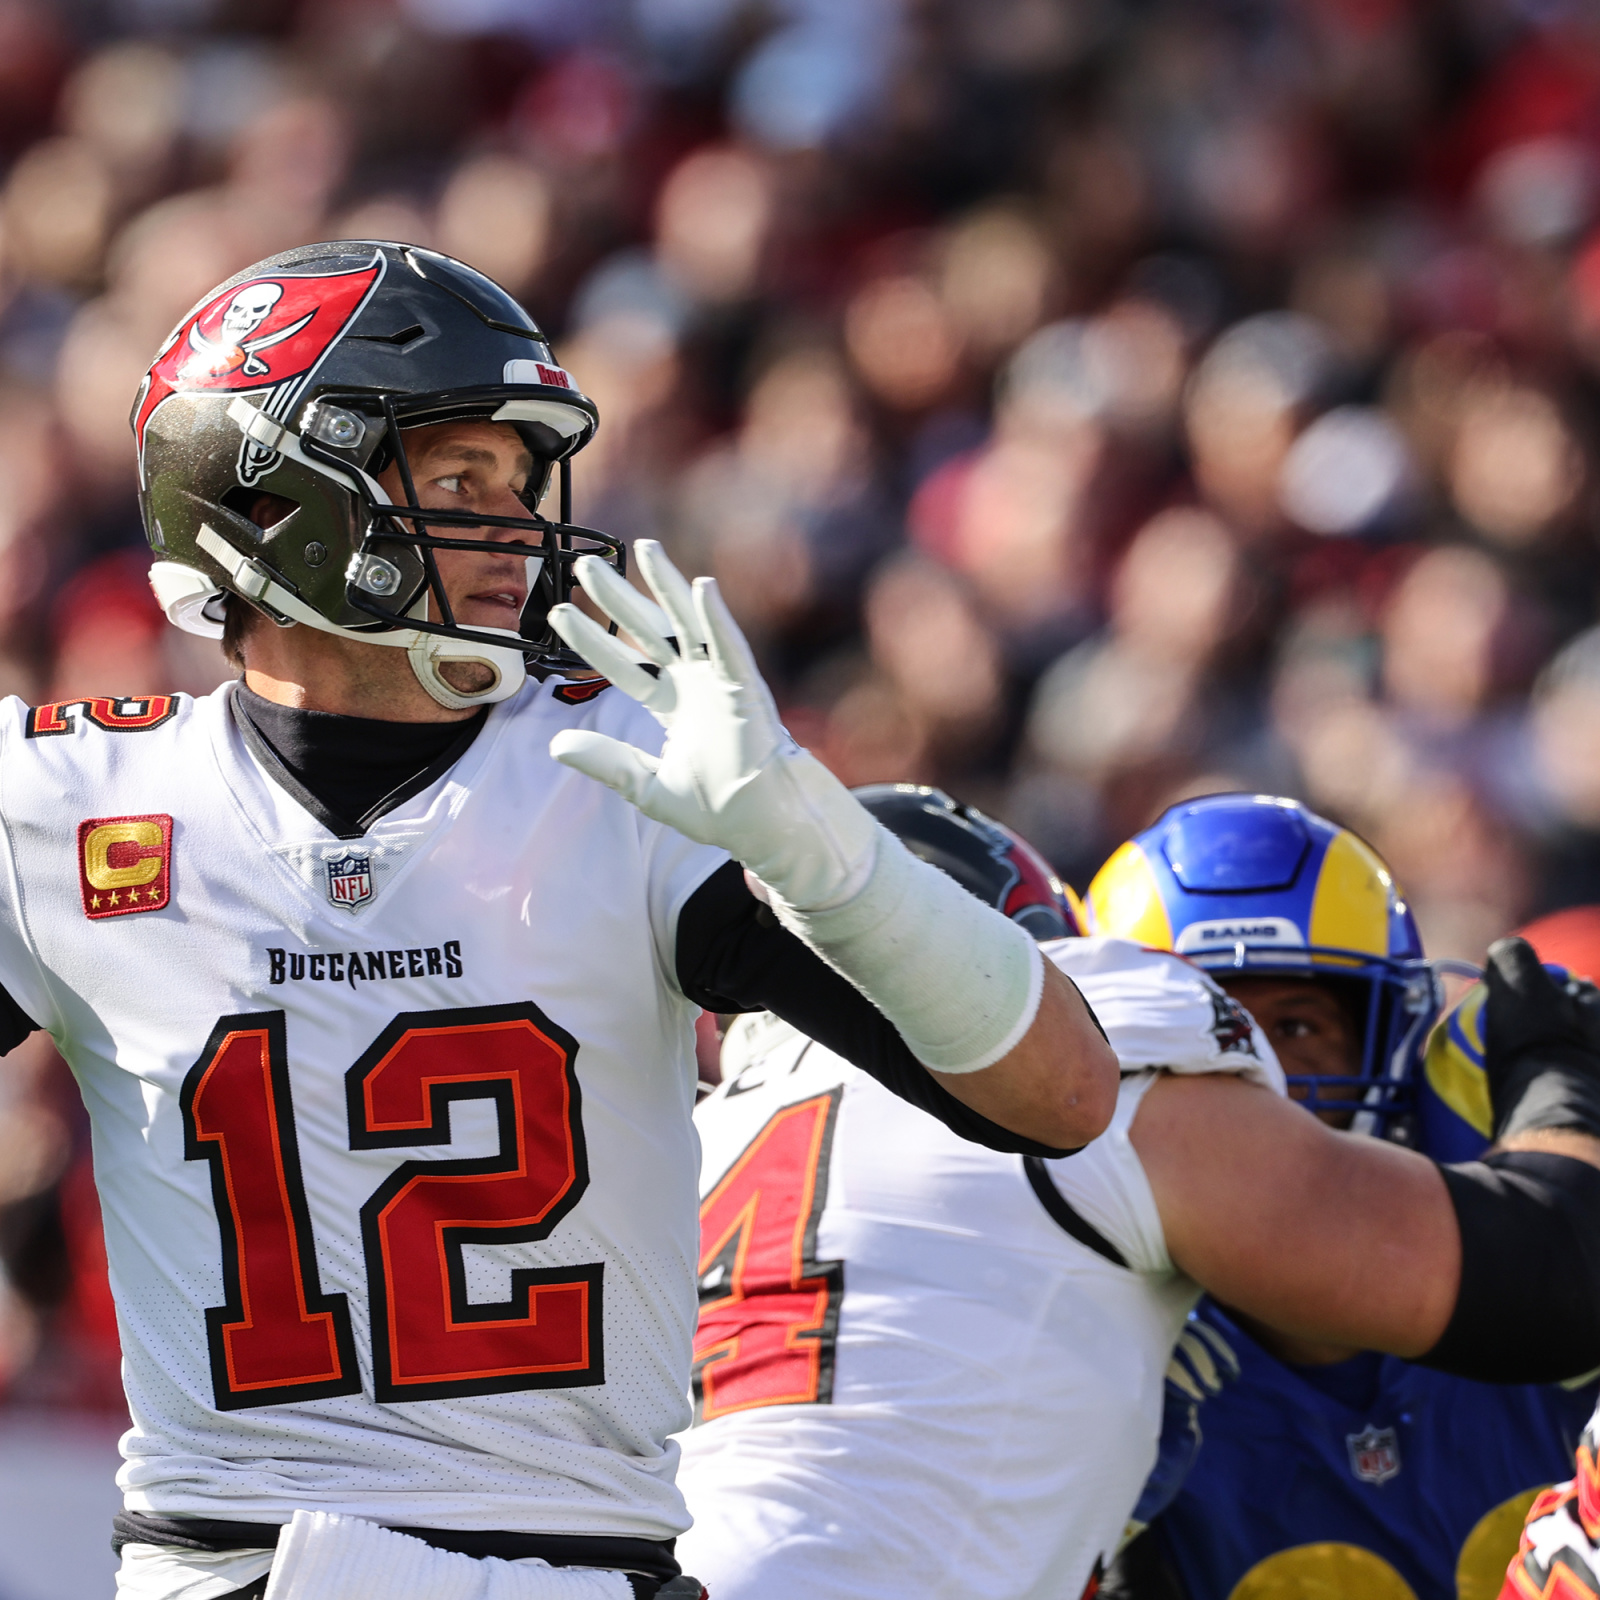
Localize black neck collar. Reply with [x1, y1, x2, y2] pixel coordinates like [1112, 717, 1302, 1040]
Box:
[231, 685, 488, 840]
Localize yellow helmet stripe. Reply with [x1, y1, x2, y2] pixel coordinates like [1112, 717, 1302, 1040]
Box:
[1423, 984, 1493, 1137]
[1087, 842, 1175, 948]
[1307, 830, 1394, 959]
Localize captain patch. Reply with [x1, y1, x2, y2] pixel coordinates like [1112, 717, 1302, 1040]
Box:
[79, 814, 172, 919]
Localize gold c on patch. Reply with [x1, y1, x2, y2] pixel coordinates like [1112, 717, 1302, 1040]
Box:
[79, 814, 172, 920]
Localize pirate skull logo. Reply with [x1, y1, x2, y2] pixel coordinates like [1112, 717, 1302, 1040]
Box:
[180, 279, 315, 382]
[221, 282, 284, 343]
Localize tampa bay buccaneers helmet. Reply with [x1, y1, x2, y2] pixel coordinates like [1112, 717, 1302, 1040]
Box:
[1088, 793, 1445, 1138]
[853, 784, 1085, 942]
[132, 240, 618, 709]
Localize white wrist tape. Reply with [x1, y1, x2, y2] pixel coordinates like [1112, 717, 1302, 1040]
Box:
[766, 826, 1046, 1074]
[263, 1511, 631, 1600]
[735, 744, 882, 913]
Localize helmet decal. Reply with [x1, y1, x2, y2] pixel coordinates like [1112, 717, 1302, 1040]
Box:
[1422, 982, 1491, 1144]
[1087, 841, 1174, 949]
[133, 259, 384, 474]
[1306, 830, 1394, 960]
[998, 833, 1071, 928]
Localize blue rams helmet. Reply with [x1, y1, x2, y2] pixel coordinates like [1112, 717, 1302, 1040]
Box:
[1087, 793, 1442, 1138]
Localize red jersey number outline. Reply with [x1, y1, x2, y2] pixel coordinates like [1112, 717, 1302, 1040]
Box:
[181, 1001, 600, 1410]
[181, 1013, 361, 1408]
[27, 696, 178, 738]
[347, 1004, 601, 1402]
[693, 1088, 844, 1422]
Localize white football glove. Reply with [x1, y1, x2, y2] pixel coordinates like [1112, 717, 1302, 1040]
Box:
[548, 541, 1044, 1075]
[547, 540, 878, 912]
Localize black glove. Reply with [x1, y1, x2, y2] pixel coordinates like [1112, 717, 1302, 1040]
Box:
[1483, 935, 1600, 1142]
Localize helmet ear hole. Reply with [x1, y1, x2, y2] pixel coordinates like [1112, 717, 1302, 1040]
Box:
[220, 486, 299, 533]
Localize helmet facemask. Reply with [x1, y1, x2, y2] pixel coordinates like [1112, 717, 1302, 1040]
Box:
[293, 391, 625, 705]
[1198, 945, 1444, 1138]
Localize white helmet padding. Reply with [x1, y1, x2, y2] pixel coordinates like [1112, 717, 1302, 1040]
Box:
[149, 560, 227, 640]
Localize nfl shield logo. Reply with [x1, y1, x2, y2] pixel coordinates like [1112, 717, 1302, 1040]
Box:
[1347, 1425, 1401, 1485]
[326, 851, 373, 911]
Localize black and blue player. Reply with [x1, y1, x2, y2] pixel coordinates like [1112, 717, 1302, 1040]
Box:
[1090, 794, 1599, 1600]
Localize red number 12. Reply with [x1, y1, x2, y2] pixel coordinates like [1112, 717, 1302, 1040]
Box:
[182, 1001, 599, 1410]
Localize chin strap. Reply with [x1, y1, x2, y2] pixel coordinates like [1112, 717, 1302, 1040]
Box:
[405, 626, 517, 710]
[192, 526, 526, 709]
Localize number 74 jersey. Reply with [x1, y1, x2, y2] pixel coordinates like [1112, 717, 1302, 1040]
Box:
[0, 684, 727, 1538]
[678, 939, 1285, 1600]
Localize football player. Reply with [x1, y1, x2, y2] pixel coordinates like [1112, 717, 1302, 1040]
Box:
[18, 242, 1118, 1600]
[668, 786, 1600, 1600]
[1091, 796, 1597, 1600]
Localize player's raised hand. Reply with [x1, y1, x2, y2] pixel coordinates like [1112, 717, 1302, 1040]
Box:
[1482, 935, 1600, 1142]
[547, 540, 878, 912]
[550, 541, 1108, 1111]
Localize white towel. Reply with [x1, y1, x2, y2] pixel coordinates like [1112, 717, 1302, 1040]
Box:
[263, 1511, 633, 1600]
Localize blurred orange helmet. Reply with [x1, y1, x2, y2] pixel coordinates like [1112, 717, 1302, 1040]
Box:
[1511, 906, 1600, 982]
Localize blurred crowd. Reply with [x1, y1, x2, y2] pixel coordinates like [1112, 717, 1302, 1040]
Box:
[5, 0, 1600, 1403]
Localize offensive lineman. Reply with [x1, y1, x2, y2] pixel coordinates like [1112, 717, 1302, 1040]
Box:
[7, 241, 1117, 1600]
[667, 789, 1600, 1600]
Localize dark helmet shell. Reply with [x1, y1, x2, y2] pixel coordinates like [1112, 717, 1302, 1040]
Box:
[852, 783, 1084, 942]
[132, 240, 607, 664]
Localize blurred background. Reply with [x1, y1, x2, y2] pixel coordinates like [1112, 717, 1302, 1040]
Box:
[6, 0, 1600, 1588]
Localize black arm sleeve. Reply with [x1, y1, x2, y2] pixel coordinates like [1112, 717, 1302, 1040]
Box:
[1420, 1150, 1600, 1383]
[676, 860, 1076, 1158]
[0, 979, 35, 1056]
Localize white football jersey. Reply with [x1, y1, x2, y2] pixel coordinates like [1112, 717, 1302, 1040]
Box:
[675, 937, 1285, 1600]
[0, 679, 729, 1538]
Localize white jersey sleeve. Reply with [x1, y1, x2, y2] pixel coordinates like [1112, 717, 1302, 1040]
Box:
[1044, 935, 1286, 1093]
[1033, 936, 1285, 1276]
[676, 936, 1279, 1600]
